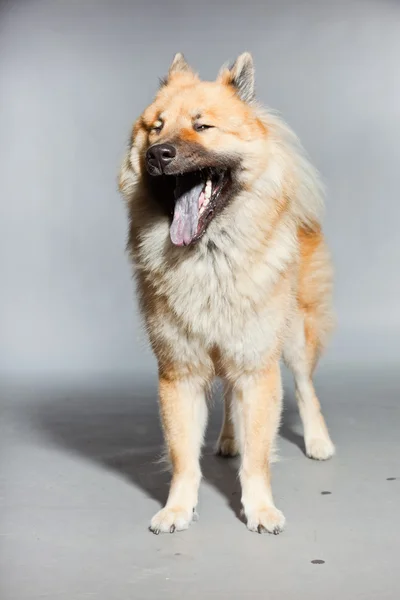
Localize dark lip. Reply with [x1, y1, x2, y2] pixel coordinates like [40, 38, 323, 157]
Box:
[147, 165, 221, 179]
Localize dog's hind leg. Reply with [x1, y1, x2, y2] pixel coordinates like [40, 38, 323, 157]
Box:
[216, 382, 239, 457]
[283, 309, 335, 460]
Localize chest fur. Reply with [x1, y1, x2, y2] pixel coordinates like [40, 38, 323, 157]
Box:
[142, 239, 296, 349]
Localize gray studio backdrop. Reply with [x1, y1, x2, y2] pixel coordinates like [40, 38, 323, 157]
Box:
[1, 0, 399, 388]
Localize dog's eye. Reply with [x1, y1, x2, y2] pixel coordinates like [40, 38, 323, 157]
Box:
[152, 119, 163, 134]
[193, 123, 214, 132]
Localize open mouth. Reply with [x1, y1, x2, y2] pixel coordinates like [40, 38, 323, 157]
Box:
[169, 168, 229, 246]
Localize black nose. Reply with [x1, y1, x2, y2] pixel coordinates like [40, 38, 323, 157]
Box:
[146, 143, 176, 175]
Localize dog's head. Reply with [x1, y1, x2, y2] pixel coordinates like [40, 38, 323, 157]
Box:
[121, 53, 269, 246]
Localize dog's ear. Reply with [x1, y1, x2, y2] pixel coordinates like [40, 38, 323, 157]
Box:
[159, 53, 195, 87]
[218, 52, 255, 103]
[168, 52, 193, 76]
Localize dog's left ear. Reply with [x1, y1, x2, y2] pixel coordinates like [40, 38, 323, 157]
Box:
[218, 52, 255, 103]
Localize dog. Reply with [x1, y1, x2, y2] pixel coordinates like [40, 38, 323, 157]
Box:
[119, 52, 335, 535]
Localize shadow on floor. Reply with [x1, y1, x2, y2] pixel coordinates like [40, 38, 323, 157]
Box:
[21, 383, 303, 521]
[280, 402, 306, 456]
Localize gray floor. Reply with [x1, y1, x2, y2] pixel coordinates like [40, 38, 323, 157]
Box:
[1, 367, 399, 600]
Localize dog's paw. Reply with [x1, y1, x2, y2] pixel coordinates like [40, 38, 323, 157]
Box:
[149, 507, 195, 534]
[306, 436, 335, 461]
[216, 436, 239, 458]
[245, 505, 285, 535]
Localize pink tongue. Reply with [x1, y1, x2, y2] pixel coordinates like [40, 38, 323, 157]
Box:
[170, 181, 203, 246]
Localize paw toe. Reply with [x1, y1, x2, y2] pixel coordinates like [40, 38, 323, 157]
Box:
[246, 506, 285, 535]
[150, 507, 193, 534]
[306, 437, 335, 461]
[216, 436, 239, 457]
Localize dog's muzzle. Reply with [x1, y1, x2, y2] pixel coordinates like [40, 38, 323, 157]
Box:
[146, 143, 176, 175]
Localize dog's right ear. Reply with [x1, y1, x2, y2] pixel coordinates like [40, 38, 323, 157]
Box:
[168, 53, 193, 76]
[217, 52, 255, 103]
[159, 53, 196, 87]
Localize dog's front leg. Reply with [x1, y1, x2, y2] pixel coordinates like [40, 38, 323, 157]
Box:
[233, 361, 286, 534]
[149, 372, 208, 534]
